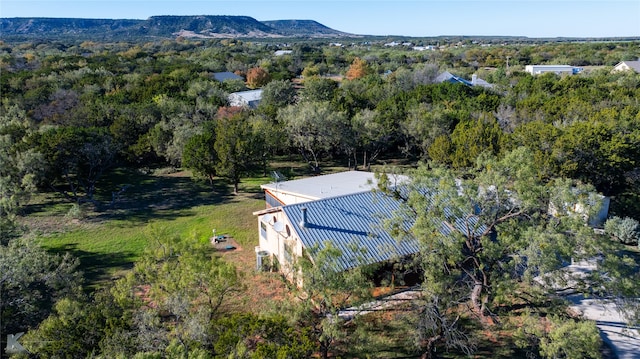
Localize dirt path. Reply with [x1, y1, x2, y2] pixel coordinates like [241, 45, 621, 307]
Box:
[216, 237, 290, 314]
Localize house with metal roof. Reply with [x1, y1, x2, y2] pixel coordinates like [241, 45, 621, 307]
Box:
[253, 171, 610, 287]
[435, 71, 494, 89]
[254, 171, 412, 276]
[435, 71, 473, 86]
[612, 60, 640, 73]
[228, 89, 263, 108]
[254, 189, 418, 278]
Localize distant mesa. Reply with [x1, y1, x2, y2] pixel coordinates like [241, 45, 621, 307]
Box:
[262, 19, 353, 37]
[0, 15, 359, 40]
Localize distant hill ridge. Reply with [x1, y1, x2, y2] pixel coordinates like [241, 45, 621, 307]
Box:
[0, 15, 356, 40]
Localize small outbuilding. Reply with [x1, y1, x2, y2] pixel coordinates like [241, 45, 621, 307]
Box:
[525, 65, 582, 75]
[228, 89, 263, 108]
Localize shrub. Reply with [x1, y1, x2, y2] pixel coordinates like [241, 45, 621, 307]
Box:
[604, 216, 640, 245]
[540, 318, 602, 359]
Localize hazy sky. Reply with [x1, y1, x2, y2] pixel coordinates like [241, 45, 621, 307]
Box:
[2, 0, 639, 38]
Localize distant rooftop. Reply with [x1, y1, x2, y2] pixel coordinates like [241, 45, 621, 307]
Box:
[526, 65, 575, 68]
[274, 50, 293, 56]
[615, 60, 640, 73]
[212, 71, 243, 82]
[229, 89, 263, 101]
[436, 71, 493, 88]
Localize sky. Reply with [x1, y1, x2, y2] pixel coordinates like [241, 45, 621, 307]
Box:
[2, 0, 639, 38]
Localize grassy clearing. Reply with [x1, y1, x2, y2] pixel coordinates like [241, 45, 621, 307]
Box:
[39, 196, 264, 284]
[19, 156, 330, 288]
[25, 168, 268, 286]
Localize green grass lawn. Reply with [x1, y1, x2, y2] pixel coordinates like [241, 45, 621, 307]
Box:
[29, 168, 267, 287]
[40, 197, 264, 284]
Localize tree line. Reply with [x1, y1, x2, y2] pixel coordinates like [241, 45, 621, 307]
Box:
[3, 39, 638, 216]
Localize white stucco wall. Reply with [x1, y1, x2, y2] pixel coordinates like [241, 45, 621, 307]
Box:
[256, 210, 304, 276]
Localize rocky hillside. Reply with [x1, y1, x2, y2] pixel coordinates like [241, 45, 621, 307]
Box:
[262, 19, 351, 37]
[0, 15, 354, 41]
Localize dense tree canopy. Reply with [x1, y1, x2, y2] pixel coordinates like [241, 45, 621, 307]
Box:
[383, 149, 600, 318]
[0, 237, 81, 348]
[0, 105, 43, 235]
[279, 101, 348, 172]
[182, 121, 217, 185]
[1, 36, 640, 358]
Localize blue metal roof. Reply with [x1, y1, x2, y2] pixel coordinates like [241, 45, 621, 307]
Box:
[446, 75, 473, 86]
[212, 71, 243, 82]
[435, 71, 473, 86]
[281, 191, 418, 271]
[280, 185, 491, 272]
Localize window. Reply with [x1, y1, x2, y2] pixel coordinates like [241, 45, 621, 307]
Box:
[265, 193, 282, 208]
[260, 221, 267, 239]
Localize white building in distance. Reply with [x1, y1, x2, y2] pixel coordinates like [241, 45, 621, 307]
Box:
[525, 65, 583, 75]
[612, 60, 640, 73]
[228, 89, 263, 108]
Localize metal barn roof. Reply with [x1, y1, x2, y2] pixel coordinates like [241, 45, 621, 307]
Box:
[281, 190, 418, 271]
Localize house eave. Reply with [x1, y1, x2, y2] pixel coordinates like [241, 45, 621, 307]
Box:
[252, 207, 283, 216]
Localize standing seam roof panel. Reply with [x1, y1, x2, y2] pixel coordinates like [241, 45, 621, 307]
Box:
[282, 191, 418, 271]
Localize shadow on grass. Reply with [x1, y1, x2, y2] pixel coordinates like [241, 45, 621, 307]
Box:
[23, 160, 354, 223]
[48, 242, 136, 287]
[22, 167, 272, 287]
[20, 192, 76, 217]
[94, 172, 234, 222]
[23, 167, 243, 223]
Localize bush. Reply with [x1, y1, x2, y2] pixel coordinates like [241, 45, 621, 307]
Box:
[65, 203, 85, 219]
[540, 318, 602, 359]
[604, 216, 640, 245]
